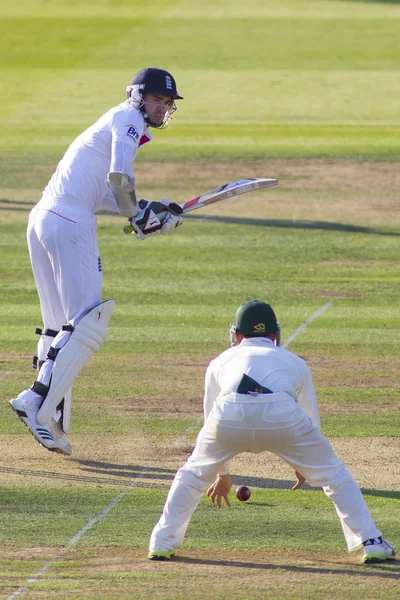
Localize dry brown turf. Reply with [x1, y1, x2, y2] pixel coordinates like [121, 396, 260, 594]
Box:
[1, 159, 399, 599]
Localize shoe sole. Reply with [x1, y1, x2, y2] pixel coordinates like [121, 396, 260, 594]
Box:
[54, 444, 72, 456]
[9, 402, 62, 454]
[148, 552, 175, 561]
[50, 430, 73, 456]
[363, 553, 396, 564]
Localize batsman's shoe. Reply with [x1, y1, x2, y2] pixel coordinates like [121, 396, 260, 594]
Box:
[148, 550, 175, 561]
[363, 537, 396, 564]
[50, 418, 72, 456]
[10, 391, 59, 452]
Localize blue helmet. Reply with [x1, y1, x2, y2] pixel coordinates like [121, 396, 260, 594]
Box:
[126, 68, 183, 128]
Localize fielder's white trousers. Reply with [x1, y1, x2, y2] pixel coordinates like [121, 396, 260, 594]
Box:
[150, 393, 381, 553]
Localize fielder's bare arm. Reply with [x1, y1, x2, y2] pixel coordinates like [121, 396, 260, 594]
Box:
[10, 68, 184, 455]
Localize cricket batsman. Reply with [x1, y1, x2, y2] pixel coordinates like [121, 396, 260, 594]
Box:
[10, 68, 184, 455]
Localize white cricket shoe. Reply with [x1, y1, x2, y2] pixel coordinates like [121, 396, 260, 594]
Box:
[363, 537, 396, 564]
[50, 418, 72, 456]
[10, 390, 59, 452]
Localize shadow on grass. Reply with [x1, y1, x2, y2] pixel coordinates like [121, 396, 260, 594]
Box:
[1, 200, 399, 237]
[186, 214, 400, 237]
[0, 199, 33, 208]
[173, 555, 400, 578]
[0, 462, 174, 487]
[74, 459, 176, 481]
[232, 474, 400, 499]
[3, 461, 397, 503]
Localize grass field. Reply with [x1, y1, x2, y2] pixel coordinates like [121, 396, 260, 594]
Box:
[2, 0, 400, 157]
[1, 1, 400, 599]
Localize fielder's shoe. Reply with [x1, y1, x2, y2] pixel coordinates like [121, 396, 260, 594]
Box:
[148, 550, 175, 561]
[363, 537, 396, 564]
[10, 390, 59, 452]
[50, 418, 72, 456]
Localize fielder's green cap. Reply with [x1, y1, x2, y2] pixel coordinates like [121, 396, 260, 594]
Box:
[234, 300, 278, 337]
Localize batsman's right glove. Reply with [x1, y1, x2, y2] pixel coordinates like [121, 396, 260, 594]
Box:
[126, 199, 183, 240]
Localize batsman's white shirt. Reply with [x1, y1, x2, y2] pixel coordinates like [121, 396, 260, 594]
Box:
[36, 101, 152, 218]
[150, 338, 381, 554]
[28, 102, 151, 329]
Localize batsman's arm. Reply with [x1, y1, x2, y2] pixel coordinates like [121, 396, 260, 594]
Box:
[107, 172, 138, 218]
[107, 124, 142, 218]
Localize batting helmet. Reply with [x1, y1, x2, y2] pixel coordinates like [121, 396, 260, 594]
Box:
[126, 67, 183, 128]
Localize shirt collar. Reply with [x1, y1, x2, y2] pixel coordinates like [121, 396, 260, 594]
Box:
[240, 337, 275, 347]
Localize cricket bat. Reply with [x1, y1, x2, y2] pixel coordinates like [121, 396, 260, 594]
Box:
[123, 177, 278, 235]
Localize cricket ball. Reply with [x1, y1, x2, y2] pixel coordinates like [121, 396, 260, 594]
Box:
[235, 485, 251, 502]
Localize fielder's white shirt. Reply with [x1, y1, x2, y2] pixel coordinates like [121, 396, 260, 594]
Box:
[203, 337, 321, 429]
[36, 101, 152, 219]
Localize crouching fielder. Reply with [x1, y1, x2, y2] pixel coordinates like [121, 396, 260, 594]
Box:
[149, 300, 395, 565]
[10, 67, 184, 455]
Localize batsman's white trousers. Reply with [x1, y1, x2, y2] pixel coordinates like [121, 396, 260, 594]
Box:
[150, 393, 381, 553]
[27, 207, 102, 331]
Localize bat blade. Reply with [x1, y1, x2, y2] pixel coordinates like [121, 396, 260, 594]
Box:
[180, 178, 278, 214]
[123, 177, 278, 234]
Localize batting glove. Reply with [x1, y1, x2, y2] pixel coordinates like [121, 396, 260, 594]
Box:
[128, 199, 183, 240]
[159, 198, 184, 235]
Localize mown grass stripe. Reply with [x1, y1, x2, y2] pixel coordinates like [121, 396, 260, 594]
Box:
[5, 302, 333, 597]
[5, 468, 150, 600]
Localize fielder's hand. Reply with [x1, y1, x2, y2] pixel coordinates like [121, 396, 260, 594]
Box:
[292, 470, 306, 490]
[127, 199, 183, 240]
[207, 474, 232, 508]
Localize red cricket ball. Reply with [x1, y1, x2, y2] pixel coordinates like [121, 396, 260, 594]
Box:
[235, 485, 251, 502]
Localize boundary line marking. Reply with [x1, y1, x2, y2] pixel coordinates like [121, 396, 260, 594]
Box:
[5, 301, 332, 599]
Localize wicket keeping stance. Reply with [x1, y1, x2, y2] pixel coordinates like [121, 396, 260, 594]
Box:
[149, 301, 395, 564]
[10, 68, 184, 455]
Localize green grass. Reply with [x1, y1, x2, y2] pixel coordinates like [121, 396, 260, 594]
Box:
[2, 486, 399, 551]
[1, 2, 400, 599]
[1, 209, 400, 436]
[1, 211, 399, 446]
[2, 0, 400, 157]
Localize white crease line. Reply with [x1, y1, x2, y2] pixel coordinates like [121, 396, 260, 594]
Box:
[282, 302, 332, 348]
[172, 416, 203, 447]
[6, 302, 332, 599]
[5, 468, 150, 600]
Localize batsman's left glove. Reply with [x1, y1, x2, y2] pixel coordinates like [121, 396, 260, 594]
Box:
[126, 198, 183, 240]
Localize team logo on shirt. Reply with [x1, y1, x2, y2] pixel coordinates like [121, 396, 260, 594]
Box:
[254, 323, 266, 332]
[126, 125, 139, 141]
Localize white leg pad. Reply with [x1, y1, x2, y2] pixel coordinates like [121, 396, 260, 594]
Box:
[62, 387, 73, 433]
[37, 300, 114, 425]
